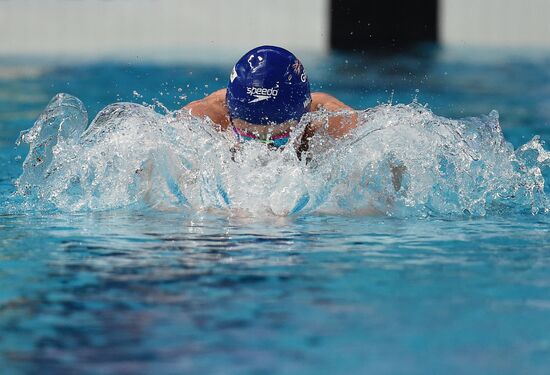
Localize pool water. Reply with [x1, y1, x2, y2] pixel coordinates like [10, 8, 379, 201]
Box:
[1, 47, 550, 374]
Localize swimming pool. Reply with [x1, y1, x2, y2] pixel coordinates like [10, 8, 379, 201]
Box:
[1, 47, 550, 374]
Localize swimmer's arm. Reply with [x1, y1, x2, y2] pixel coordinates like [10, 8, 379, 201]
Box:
[309, 92, 358, 138]
[183, 89, 230, 131]
[391, 164, 406, 191]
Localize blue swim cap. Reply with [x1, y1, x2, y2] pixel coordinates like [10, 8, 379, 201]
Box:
[226, 45, 311, 125]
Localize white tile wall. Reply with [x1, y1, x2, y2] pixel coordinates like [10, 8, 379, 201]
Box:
[440, 0, 550, 47]
[2, 0, 548, 58]
[0, 0, 330, 59]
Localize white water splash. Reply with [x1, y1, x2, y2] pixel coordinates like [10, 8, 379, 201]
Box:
[15, 93, 550, 216]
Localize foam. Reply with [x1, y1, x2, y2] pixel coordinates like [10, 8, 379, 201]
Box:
[15, 93, 550, 216]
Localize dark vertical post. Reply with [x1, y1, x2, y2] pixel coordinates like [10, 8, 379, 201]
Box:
[330, 0, 438, 51]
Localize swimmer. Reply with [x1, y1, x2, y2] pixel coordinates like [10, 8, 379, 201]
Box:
[183, 45, 358, 156]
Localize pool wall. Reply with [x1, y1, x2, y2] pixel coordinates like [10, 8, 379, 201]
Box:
[0, 0, 331, 58]
[440, 0, 550, 47]
[1, 0, 550, 61]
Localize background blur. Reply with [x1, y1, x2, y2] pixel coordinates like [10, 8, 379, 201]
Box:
[1, 0, 550, 59]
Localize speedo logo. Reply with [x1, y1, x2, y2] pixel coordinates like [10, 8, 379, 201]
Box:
[246, 86, 279, 103]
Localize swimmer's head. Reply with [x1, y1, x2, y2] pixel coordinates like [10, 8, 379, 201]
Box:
[226, 45, 311, 125]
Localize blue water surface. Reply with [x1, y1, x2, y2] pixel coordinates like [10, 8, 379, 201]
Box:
[1, 47, 550, 374]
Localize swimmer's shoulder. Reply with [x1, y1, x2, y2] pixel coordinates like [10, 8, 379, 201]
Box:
[183, 89, 230, 130]
[310, 92, 353, 112]
[307, 92, 357, 138]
